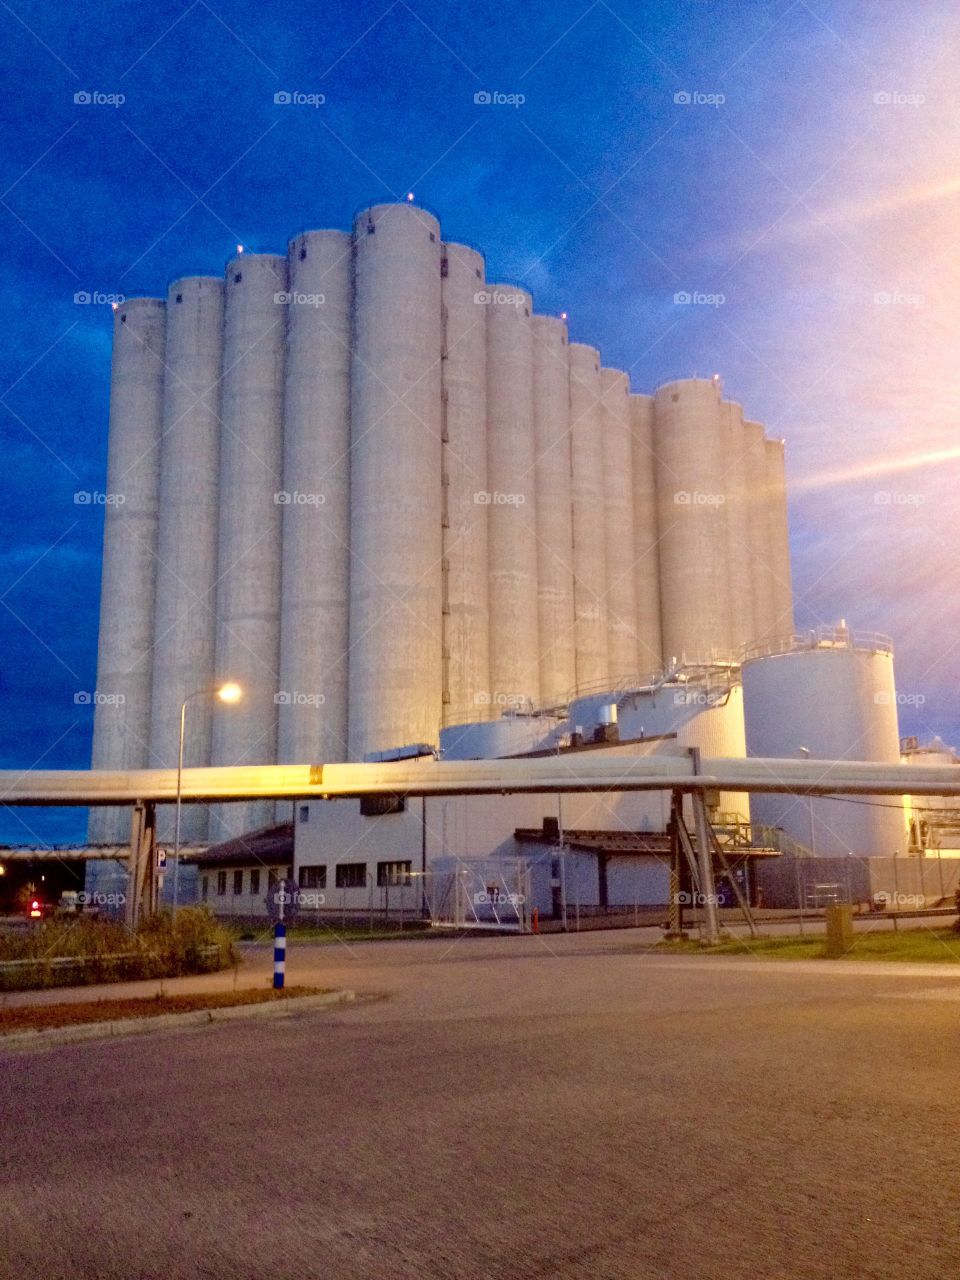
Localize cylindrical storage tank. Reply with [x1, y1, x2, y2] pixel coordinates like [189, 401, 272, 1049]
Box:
[147, 277, 223, 846]
[600, 368, 638, 682]
[720, 401, 753, 654]
[209, 253, 287, 840]
[531, 314, 575, 706]
[88, 298, 166, 845]
[568, 343, 608, 691]
[617, 675, 751, 821]
[440, 713, 563, 760]
[441, 242, 491, 727]
[485, 283, 540, 708]
[653, 379, 732, 666]
[744, 420, 776, 642]
[277, 230, 352, 770]
[764, 437, 794, 638]
[348, 203, 444, 760]
[629, 394, 663, 678]
[742, 629, 906, 856]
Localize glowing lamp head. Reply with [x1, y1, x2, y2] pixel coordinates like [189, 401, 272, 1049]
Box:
[217, 682, 243, 704]
[406, 192, 414, 202]
[29, 900, 41, 918]
[560, 311, 568, 321]
[236, 244, 244, 255]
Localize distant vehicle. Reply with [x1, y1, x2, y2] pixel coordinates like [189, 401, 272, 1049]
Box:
[57, 890, 80, 916]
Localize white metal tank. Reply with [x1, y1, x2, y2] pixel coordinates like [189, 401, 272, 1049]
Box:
[441, 242, 491, 727]
[531, 314, 576, 706]
[568, 342, 609, 691]
[277, 230, 352, 769]
[440, 713, 563, 760]
[743, 420, 775, 642]
[600, 368, 639, 681]
[629, 394, 663, 677]
[209, 252, 288, 840]
[720, 401, 753, 654]
[485, 283, 540, 707]
[653, 379, 732, 665]
[742, 627, 906, 856]
[88, 297, 166, 844]
[347, 203, 444, 759]
[764, 437, 794, 638]
[148, 277, 224, 843]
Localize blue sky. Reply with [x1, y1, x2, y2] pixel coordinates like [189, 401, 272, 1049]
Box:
[2, 0, 958, 843]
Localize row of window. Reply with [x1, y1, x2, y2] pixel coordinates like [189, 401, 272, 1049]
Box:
[201, 867, 284, 900]
[200, 861, 414, 899]
[299, 861, 413, 889]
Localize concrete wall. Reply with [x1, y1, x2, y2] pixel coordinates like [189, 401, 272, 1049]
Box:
[600, 369, 639, 682]
[568, 343, 608, 690]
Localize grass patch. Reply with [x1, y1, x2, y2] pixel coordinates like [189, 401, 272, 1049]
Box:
[652, 927, 960, 963]
[0, 986, 327, 1035]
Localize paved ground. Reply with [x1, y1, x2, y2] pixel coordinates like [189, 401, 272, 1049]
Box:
[1, 929, 958, 1279]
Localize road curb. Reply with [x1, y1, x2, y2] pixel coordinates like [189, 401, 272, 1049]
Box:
[0, 988, 355, 1053]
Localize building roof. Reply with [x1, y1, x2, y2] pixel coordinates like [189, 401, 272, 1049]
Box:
[187, 822, 294, 868]
[515, 826, 672, 855]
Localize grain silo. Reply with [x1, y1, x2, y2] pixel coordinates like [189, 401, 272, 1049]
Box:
[147, 277, 224, 843]
[764, 437, 794, 638]
[653, 379, 732, 665]
[485, 284, 540, 707]
[743, 419, 776, 643]
[88, 297, 166, 844]
[209, 252, 287, 840]
[531, 314, 575, 706]
[629, 394, 663, 677]
[441, 242, 490, 726]
[600, 368, 639, 682]
[277, 230, 352, 768]
[719, 400, 753, 653]
[568, 343, 608, 690]
[347, 203, 444, 759]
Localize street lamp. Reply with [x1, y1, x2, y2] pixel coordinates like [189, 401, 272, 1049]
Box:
[173, 682, 243, 912]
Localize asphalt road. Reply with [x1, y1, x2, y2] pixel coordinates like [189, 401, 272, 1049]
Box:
[1, 930, 958, 1279]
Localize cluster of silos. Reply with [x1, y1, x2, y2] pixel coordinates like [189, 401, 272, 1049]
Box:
[88, 200, 795, 845]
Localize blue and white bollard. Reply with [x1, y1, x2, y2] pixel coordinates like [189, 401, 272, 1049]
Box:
[273, 921, 286, 990]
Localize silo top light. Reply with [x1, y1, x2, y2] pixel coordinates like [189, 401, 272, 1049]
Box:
[237, 244, 244, 254]
[560, 311, 568, 320]
[406, 192, 414, 202]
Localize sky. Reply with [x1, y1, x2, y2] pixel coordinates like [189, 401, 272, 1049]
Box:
[1, 0, 958, 844]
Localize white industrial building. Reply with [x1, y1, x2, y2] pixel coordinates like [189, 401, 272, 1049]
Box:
[88, 199, 792, 849]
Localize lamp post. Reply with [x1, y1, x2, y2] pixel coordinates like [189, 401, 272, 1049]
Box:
[798, 746, 817, 856]
[173, 682, 242, 913]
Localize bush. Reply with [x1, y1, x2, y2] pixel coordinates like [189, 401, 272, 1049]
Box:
[0, 907, 238, 991]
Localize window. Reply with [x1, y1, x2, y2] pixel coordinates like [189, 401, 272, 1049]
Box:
[377, 861, 412, 887]
[336, 863, 366, 889]
[360, 793, 405, 816]
[233, 869, 243, 896]
[233, 272, 242, 283]
[267, 869, 279, 890]
[366, 221, 375, 235]
[201, 875, 208, 901]
[429, 231, 436, 242]
[298, 804, 309, 824]
[250, 868, 260, 896]
[217, 870, 226, 896]
[299, 246, 307, 260]
[120, 314, 126, 323]
[299, 865, 326, 889]
[175, 293, 182, 304]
